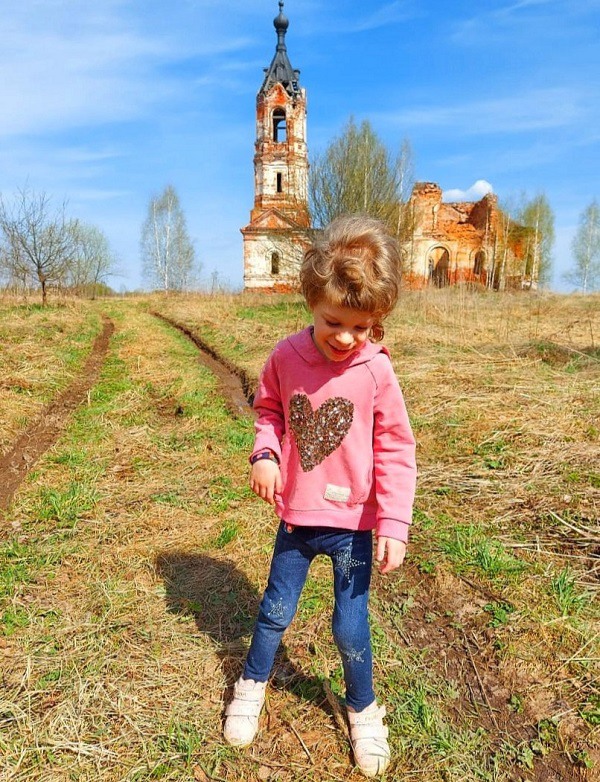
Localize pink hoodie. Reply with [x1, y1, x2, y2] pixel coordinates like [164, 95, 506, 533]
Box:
[252, 327, 417, 543]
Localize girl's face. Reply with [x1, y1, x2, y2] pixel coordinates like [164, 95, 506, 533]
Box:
[310, 301, 374, 362]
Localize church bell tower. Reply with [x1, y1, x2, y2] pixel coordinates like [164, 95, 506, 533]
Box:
[241, 2, 310, 290]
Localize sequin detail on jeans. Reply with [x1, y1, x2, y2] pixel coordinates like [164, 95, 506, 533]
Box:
[333, 547, 366, 581]
[266, 598, 287, 619]
[289, 394, 354, 472]
[342, 647, 366, 664]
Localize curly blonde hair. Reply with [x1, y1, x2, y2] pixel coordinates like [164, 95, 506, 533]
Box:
[300, 214, 401, 341]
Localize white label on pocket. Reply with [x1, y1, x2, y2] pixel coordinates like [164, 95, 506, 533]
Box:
[324, 484, 351, 502]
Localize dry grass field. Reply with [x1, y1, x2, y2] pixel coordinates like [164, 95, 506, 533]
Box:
[0, 301, 103, 452]
[1, 289, 598, 781]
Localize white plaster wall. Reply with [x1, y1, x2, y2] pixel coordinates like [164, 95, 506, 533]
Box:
[244, 233, 304, 288]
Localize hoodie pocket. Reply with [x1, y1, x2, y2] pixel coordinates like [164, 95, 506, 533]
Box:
[285, 464, 373, 511]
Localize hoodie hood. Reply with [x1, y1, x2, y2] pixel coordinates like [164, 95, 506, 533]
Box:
[285, 326, 389, 370]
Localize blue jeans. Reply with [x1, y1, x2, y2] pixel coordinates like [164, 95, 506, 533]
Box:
[243, 522, 375, 711]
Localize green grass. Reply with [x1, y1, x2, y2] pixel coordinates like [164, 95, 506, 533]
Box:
[371, 624, 505, 781]
[0, 538, 63, 598]
[37, 482, 100, 528]
[484, 601, 515, 627]
[1, 293, 598, 782]
[550, 568, 592, 616]
[54, 312, 104, 372]
[206, 475, 248, 512]
[1, 605, 31, 636]
[473, 437, 510, 470]
[580, 695, 600, 726]
[296, 573, 333, 620]
[236, 299, 309, 323]
[438, 524, 527, 581]
[214, 519, 240, 548]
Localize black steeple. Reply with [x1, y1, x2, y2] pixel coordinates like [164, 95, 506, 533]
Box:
[259, 2, 301, 97]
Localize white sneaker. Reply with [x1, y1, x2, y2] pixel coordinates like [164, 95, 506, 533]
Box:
[347, 701, 391, 777]
[223, 677, 267, 747]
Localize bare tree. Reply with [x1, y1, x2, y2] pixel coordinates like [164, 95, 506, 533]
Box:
[0, 245, 12, 287]
[67, 221, 117, 297]
[564, 200, 600, 293]
[140, 185, 197, 292]
[0, 187, 76, 304]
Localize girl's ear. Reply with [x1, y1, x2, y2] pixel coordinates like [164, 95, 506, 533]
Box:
[370, 323, 384, 342]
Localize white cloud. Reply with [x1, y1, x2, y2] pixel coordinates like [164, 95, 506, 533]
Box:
[0, 31, 168, 138]
[0, 2, 254, 140]
[0, 139, 129, 198]
[376, 87, 591, 135]
[53, 147, 124, 165]
[341, 1, 417, 33]
[450, 0, 600, 45]
[443, 180, 493, 202]
[70, 188, 133, 203]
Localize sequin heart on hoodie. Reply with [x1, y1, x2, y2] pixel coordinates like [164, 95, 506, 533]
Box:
[289, 394, 354, 472]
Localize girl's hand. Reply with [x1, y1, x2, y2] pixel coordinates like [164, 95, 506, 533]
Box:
[250, 460, 282, 505]
[376, 536, 406, 574]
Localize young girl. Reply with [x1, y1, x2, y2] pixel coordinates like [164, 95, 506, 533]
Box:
[224, 215, 417, 777]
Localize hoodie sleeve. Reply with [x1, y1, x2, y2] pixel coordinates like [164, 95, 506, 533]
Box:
[251, 346, 285, 462]
[371, 355, 417, 543]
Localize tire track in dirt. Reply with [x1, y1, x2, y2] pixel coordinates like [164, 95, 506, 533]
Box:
[0, 316, 115, 515]
[151, 312, 255, 419]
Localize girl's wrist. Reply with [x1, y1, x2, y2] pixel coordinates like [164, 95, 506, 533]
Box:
[250, 449, 279, 466]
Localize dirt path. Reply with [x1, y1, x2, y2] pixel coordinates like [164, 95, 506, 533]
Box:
[0, 316, 114, 514]
[152, 312, 255, 418]
[0, 309, 250, 512]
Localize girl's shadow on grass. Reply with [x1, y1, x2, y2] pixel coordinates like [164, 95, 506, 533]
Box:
[155, 551, 327, 709]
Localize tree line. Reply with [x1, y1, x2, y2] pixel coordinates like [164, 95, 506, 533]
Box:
[122, 120, 600, 296]
[0, 187, 118, 303]
[2, 122, 598, 300]
[0, 183, 202, 301]
[564, 201, 600, 294]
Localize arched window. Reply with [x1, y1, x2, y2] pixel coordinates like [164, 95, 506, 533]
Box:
[273, 109, 286, 142]
[428, 246, 450, 287]
[271, 252, 280, 276]
[473, 250, 486, 276]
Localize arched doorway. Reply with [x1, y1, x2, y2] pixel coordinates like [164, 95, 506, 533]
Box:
[473, 250, 486, 276]
[428, 246, 450, 287]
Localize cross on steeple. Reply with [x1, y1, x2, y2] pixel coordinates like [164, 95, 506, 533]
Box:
[260, 1, 301, 96]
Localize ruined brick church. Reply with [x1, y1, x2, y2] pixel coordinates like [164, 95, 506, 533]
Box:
[242, 3, 531, 291]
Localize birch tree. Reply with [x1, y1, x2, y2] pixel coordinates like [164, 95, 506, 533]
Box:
[0, 187, 76, 304]
[520, 194, 555, 288]
[489, 195, 520, 290]
[395, 137, 416, 273]
[564, 200, 600, 293]
[140, 185, 196, 292]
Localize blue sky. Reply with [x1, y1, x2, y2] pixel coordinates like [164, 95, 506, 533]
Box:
[2, 0, 598, 291]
